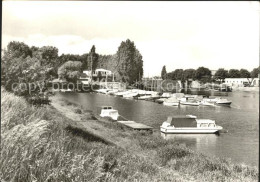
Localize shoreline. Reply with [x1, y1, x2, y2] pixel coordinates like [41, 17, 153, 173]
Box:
[1, 89, 258, 181]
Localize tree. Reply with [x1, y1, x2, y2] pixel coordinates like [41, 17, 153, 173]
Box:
[183, 69, 196, 81]
[214, 68, 229, 82]
[115, 39, 144, 83]
[161, 65, 167, 80]
[171, 69, 184, 81]
[251, 67, 260, 78]
[58, 61, 82, 83]
[194, 67, 212, 83]
[228, 69, 240, 78]
[6, 41, 32, 59]
[88, 45, 99, 74]
[2, 42, 54, 94]
[239, 69, 251, 78]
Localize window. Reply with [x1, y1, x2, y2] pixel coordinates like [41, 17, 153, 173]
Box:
[209, 124, 215, 127]
[200, 123, 208, 127]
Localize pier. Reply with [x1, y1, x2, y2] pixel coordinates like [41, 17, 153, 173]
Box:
[117, 115, 153, 131]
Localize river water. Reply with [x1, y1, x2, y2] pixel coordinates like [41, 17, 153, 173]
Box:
[56, 91, 259, 167]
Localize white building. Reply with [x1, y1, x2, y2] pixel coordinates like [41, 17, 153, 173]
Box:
[82, 69, 112, 77]
[225, 78, 259, 87]
[79, 68, 114, 84]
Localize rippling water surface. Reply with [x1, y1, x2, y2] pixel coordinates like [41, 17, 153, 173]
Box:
[56, 91, 259, 167]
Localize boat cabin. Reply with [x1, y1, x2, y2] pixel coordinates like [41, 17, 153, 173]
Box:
[165, 116, 216, 128]
[165, 116, 197, 128]
[98, 106, 119, 121]
[196, 119, 217, 128]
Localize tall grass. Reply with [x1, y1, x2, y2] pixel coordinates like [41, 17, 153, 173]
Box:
[1, 88, 258, 182]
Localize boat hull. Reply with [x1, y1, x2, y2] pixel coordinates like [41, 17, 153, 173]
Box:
[180, 102, 200, 106]
[163, 102, 179, 106]
[160, 127, 220, 134]
[215, 101, 232, 105]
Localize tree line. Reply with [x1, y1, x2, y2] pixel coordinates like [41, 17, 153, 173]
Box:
[1, 39, 144, 95]
[161, 66, 259, 83]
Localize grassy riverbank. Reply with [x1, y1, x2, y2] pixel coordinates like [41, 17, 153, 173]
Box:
[1, 88, 258, 181]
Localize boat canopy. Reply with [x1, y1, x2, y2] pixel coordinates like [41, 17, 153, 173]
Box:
[166, 116, 197, 127]
[196, 119, 215, 124]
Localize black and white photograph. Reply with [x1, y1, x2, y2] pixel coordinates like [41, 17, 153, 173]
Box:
[1, 1, 259, 181]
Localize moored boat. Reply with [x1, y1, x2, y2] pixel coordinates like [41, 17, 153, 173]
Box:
[200, 100, 215, 106]
[137, 94, 152, 100]
[163, 97, 179, 106]
[160, 115, 223, 134]
[215, 98, 232, 105]
[98, 106, 119, 120]
[180, 98, 200, 106]
[155, 98, 167, 104]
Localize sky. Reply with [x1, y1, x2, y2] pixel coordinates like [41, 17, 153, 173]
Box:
[2, 1, 259, 77]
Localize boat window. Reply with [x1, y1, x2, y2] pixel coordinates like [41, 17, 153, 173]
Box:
[209, 123, 215, 127]
[200, 123, 208, 127]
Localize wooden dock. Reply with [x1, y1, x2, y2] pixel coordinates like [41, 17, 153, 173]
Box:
[117, 120, 153, 131]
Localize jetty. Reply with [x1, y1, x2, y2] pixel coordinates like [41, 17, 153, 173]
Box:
[117, 115, 153, 131]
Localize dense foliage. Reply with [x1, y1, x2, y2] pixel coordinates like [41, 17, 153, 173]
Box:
[58, 61, 83, 83]
[115, 39, 144, 83]
[1, 40, 144, 94]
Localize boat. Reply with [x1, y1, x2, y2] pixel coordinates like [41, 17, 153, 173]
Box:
[60, 88, 73, 92]
[145, 92, 161, 101]
[160, 92, 172, 98]
[98, 106, 119, 120]
[114, 91, 128, 97]
[163, 97, 180, 106]
[107, 89, 119, 95]
[155, 98, 167, 104]
[160, 115, 223, 134]
[202, 97, 220, 103]
[215, 98, 232, 105]
[200, 100, 215, 106]
[180, 98, 200, 106]
[123, 92, 139, 98]
[137, 94, 152, 100]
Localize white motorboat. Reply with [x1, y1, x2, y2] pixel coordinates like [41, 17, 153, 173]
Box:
[215, 98, 232, 106]
[156, 98, 167, 104]
[161, 92, 172, 98]
[123, 92, 139, 98]
[137, 94, 152, 100]
[98, 106, 119, 120]
[200, 100, 215, 106]
[160, 115, 223, 134]
[163, 97, 180, 106]
[60, 88, 73, 92]
[114, 91, 128, 97]
[180, 98, 200, 106]
[107, 89, 119, 95]
[204, 97, 221, 103]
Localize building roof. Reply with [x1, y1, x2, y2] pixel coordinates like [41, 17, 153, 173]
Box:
[95, 68, 112, 72]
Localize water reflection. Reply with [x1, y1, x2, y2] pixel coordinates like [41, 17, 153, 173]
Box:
[161, 133, 218, 150]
